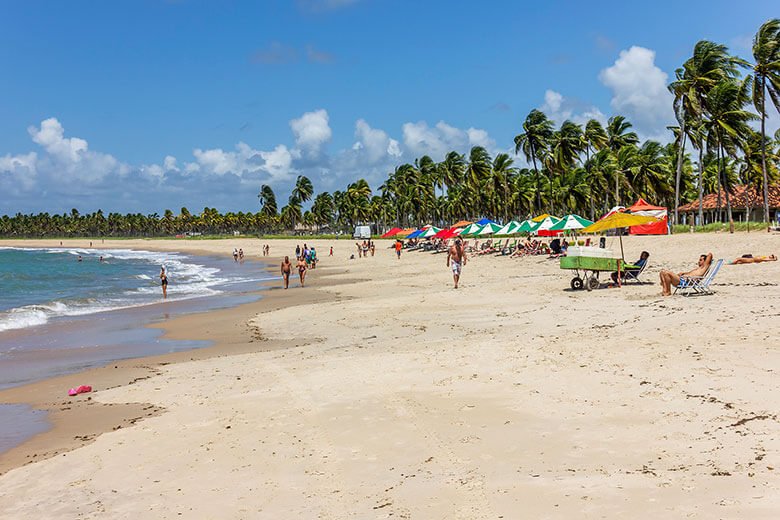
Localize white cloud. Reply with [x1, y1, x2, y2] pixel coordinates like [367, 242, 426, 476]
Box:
[26, 117, 128, 183]
[353, 119, 401, 163]
[259, 144, 298, 181]
[0, 151, 37, 192]
[163, 155, 179, 172]
[289, 109, 332, 157]
[402, 120, 495, 160]
[598, 46, 674, 136]
[540, 89, 607, 127]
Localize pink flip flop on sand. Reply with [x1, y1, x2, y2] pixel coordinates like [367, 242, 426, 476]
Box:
[67, 385, 92, 396]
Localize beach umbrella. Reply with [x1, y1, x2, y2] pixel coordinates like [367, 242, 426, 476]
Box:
[459, 223, 483, 236]
[549, 214, 594, 231]
[475, 222, 502, 236]
[381, 227, 402, 238]
[452, 220, 472, 228]
[532, 213, 556, 222]
[396, 228, 417, 238]
[475, 218, 497, 226]
[582, 213, 659, 259]
[405, 228, 424, 239]
[495, 220, 522, 236]
[420, 226, 442, 238]
[515, 219, 538, 233]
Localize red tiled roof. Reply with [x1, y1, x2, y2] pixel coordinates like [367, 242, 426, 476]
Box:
[677, 184, 780, 212]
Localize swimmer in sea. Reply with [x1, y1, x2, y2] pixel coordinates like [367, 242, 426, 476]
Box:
[281, 256, 291, 289]
[160, 266, 168, 299]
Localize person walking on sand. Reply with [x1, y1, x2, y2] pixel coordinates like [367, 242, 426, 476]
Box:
[394, 239, 402, 259]
[160, 265, 168, 299]
[281, 256, 292, 289]
[659, 252, 712, 296]
[329, 246, 333, 257]
[447, 238, 467, 289]
[296, 255, 307, 287]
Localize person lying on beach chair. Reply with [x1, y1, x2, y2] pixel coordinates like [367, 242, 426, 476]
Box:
[659, 252, 712, 296]
[611, 251, 649, 284]
[730, 254, 777, 265]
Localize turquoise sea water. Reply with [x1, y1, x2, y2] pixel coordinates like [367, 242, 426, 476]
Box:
[0, 247, 246, 332]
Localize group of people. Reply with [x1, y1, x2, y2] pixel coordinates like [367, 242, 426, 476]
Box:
[261, 244, 270, 256]
[356, 240, 375, 258]
[232, 248, 245, 262]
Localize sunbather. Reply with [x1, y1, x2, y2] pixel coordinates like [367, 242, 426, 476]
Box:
[730, 254, 777, 265]
[611, 251, 649, 283]
[659, 252, 712, 296]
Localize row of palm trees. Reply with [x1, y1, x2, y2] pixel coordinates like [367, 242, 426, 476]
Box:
[2, 19, 779, 238]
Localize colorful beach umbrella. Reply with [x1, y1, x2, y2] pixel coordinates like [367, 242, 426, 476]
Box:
[475, 218, 498, 226]
[381, 227, 402, 238]
[532, 213, 556, 222]
[451, 220, 472, 228]
[495, 220, 522, 236]
[475, 222, 502, 236]
[515, 219, 537, 233]
[459, 223, 483, 236]
[582, 213, 659, 259]
[420, 226, 442, 238]
[549, 214, 594, 231]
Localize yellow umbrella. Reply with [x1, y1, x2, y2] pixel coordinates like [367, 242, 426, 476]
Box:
[582, 212, 659, 259]
[532, 213, 557, 222]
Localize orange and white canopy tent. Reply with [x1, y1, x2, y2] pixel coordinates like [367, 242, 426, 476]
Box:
[628, 198, 668, 235]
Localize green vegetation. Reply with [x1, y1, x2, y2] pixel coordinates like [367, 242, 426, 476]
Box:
[2, 19, 779, 238]
[672, 221, 768, 233]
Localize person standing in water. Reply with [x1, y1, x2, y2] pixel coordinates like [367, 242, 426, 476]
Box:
[160, 266, 168, 299]
[446, 238, 467, 289]
[281, 256, 292, 289]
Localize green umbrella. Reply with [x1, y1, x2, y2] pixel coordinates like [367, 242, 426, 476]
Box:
[420, 226, 442, 238]
[533, 216, 562, 234]
[475, 222, 502, 236]
[495, 220, 522, 236]
[516, 219, 538, 233]
[459, 223, 483, 236]
[549, 214, 594, 231]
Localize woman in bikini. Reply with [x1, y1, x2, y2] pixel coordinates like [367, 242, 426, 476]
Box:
[160, 265, 168, 299]
[731, 254, 777, 265]
[296, 255, 307, 287]
[281, 256, 292, 289]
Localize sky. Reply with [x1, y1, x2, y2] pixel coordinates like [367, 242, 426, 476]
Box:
[1, 0, 777, 215]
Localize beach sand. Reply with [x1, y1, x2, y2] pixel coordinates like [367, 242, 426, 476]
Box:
[0, 234, 778, 518]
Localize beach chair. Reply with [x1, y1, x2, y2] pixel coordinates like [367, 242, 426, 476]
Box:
[674, 259, 723, 296]
[622, 258, 649, 284]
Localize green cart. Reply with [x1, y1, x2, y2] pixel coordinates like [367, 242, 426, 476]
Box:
[560, 255, 623, 291]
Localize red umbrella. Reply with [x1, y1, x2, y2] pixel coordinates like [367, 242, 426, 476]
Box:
[381, 227, 402, 238]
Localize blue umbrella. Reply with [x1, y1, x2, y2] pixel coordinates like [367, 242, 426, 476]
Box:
[475, 218, 498, 226]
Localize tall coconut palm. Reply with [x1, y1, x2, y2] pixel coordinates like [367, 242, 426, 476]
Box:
[257, 184, 278, 217]
[291, 175, 314, 205]
[668, 40, 742, 226]
[749, 19, 780, 226]
[514, 109, 554, 213]
[705, 77, 758, 231]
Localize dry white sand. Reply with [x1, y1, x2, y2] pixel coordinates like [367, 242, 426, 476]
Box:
[0, 234, 778, 518]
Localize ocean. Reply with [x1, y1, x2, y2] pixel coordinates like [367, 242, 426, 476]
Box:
[0, 246, 274, 454]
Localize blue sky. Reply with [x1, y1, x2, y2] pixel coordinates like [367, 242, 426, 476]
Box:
[1, 0, 777, 214]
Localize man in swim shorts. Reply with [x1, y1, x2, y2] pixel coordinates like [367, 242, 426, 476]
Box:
[281, 256, 291, 289]
[446, 238, 467, 289]
[659, 252, 712, 296]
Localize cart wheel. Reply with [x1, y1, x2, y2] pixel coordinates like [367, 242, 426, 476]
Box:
[587, 276, 600, 291]
[571, 277, 584, 290]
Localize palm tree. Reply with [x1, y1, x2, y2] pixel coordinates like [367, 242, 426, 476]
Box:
[291, 175, 314, 205]
[258, 184, 278, 217]
[706, 77, 757, 231]
[749, 19, 780, 226]
[605, 116, 639, 205]
[514, 109, 553, 213]
[668, 40, 742, 226]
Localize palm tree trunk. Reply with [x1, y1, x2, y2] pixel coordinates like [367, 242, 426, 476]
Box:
[531, 150, 540, 214]
[673, 122, 686, 230]
[697, 147, 704, 226]
[760, 78, 771, 230]
[719, 141, 734, 233]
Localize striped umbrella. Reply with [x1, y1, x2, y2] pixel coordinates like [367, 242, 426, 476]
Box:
[420, 226, 442, 238]
[549, 214, 594, 231]
[475, 222, 502, 236]
[459, 223, 483, 236]
[495, 220, 522, 236]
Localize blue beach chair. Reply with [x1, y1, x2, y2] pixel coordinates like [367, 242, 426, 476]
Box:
[674, 259, 723, 296]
